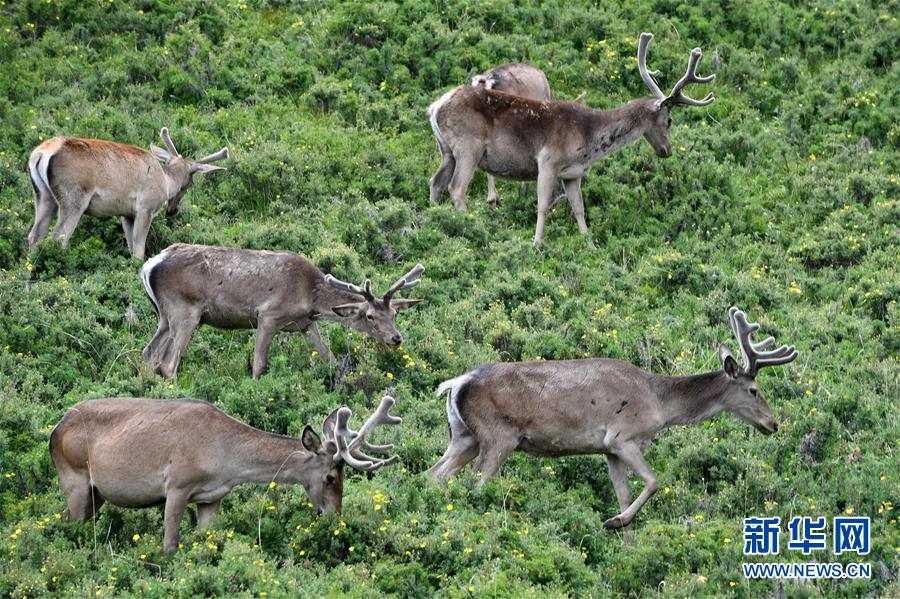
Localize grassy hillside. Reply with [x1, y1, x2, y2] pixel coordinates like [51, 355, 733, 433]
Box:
[0, 0, 897, 596]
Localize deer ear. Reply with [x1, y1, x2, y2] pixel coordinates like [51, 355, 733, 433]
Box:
[331, 303, 363, 317]
[150, 144, 173, 163]
[301, 425, 322, 452]
[191, 162, 226, 174]
[321, 408, 340, 442]
[391, 299, 424, 312]
[719, 345, 741, 379]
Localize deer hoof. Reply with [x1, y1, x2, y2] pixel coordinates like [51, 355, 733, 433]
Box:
[604, 515, 627, 529]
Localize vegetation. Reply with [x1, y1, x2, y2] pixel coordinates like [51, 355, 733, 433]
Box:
[0, 0, 897, 596]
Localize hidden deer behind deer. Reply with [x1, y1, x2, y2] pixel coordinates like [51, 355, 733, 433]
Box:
[428, 33, 716, 245]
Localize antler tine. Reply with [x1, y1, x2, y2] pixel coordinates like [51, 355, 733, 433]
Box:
[729, 307, 798, 376]
[324, 274, 375, 302]
[160, 127, 180, 157]
[195, 147, 230, 164]
[383, 263, 425, 302]
[637, 33, 665, 101]
[665, 47, 716, 107]
[332, 396, 402, 472]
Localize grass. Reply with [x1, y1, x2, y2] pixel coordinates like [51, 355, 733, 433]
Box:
[0, 0, 897, 596]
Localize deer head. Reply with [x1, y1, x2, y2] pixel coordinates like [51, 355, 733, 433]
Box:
[637, 32, 716, 158]
[718, 307, 798, 434]
[149, 127, 229, 215]
[296, 395, 402, 514]
[324, 264, 424, 346]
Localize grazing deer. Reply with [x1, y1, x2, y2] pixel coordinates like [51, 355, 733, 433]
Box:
[427, 307, 797, 532]
[50, 394, 402, 553]
[428, 33, 715, 245]
[469, 63, 586, 208]
[27, 128, 228, 259]
[141, 243, 424, 379]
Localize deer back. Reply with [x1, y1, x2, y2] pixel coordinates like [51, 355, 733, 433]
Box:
[446, 359, 664, 453]
[144, 244, 321, 328]
[33, 138, 167, 210]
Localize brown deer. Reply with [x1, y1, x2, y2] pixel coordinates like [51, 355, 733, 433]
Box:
[141, 243, 424, 379]
[427, 307, 797, 532]
[50, 394, 402, 553]
[469, 63, 586, 208]
[28, 128, 228, 259]
[428, 33, 715, 245]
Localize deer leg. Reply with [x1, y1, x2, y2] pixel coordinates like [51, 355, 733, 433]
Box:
[605, 454, 633, 541]
[159, 309, 201, 378]
[121, 216, 135, 255]
[196, 500, 221, 527]
[51, 190, 91, 247]
[426, 430, 479, 482]
[163, 490, 190, 553]
[603, 443, 658, 530]
[252, 318, 280, 379]
[486, 174, 501, 208]
[304, 323, 335, 363]
[562, 177, 593, 245]
[533, 165, 559, 246]
[472, 432, 519, 485]
[59, 470, 105, 521]
[429, 143, 456, 204]
[143, 315, 171, 368]
[28, 193, 57, 249]
[447, 149, 480, 212]
[129, 209, 153, 260]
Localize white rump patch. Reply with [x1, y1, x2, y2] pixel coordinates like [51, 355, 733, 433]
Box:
[140, 251, 168, 311]
[435, 371, 476, 433]
[427, 89, 456, 149]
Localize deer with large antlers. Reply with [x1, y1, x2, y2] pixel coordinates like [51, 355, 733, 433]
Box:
[141, 243, 424, 379]
[28, 128, 229, 259]
[428, 33, 715, 245]
[50, 395, 402, 552]
[427, 307, 797, 532]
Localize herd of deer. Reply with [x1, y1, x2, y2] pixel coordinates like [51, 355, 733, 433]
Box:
[26, 34, 799, 553]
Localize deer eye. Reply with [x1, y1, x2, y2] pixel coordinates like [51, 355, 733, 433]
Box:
[749, 388, 758, 397]
[325, 474, 336, 484]
[366, 313, 374, 321]
[667, 117, 673, 128]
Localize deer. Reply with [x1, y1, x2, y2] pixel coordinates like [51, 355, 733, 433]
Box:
[469, 63, 586, 209]
[50, 394, 402, 553]
[141, 243, 424, 379]
[428, 32, 715, 245]
[27, 128, 229, 259]
[426, 307, 797, 534]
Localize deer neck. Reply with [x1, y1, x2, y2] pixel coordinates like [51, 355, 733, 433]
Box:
[654, 370, 731, 428]
[311, 279, 367, 323]
[229, 428, 312, 486]
[586, 98, 656, 160]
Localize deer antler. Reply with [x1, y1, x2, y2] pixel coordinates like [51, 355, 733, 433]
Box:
[160, 127, 180, 157]
[728, 307, 798, 377]
[195, 147, 230, 164]
[637, 33, 716, 110]
[637, 33, 665, 101]
[332, 396, 402, 471]
[324, 274, 375, 302]
[383, 263, 425, 304]
[664, 47, 716, 107]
